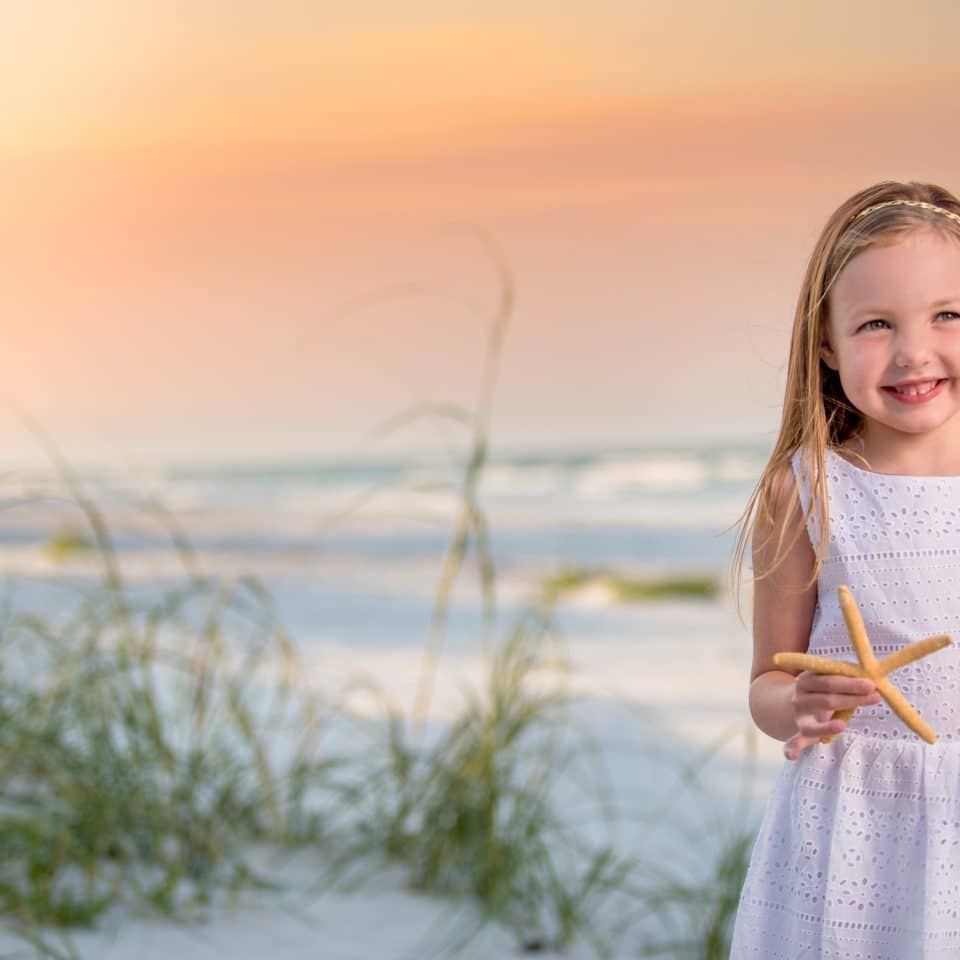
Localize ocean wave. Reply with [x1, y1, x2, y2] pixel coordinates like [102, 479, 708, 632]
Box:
[575, 455, 707, 497]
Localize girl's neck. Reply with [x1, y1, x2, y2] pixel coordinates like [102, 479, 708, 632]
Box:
[841, 426, 960, 476]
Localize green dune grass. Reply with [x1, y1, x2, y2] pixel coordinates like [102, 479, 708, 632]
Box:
[45, 525, 95, 562]
[541, 567, 718, 605]
[1, 242, 752, 958]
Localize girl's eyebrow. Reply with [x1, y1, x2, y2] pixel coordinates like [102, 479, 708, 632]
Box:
[842, 304, 893, 322]
[845, 295, 960, 319]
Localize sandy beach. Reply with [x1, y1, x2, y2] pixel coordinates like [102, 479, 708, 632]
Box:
[0, 446, 782, 958]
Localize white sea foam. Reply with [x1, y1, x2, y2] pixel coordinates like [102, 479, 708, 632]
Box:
[478, 463, 568, 497]
[575, 455, 709, 498]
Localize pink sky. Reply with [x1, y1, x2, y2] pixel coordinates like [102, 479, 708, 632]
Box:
[3, 4, 960, 464]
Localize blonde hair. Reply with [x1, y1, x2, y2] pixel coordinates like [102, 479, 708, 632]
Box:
[730, 180, 960, 617]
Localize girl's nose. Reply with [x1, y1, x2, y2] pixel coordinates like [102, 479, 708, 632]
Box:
[894, 334, 932, 368]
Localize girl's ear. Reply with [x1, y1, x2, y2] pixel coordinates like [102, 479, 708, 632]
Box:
[820, 337, 838, 371]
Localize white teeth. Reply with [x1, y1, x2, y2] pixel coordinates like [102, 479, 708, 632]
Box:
[894, 380, 939, 396]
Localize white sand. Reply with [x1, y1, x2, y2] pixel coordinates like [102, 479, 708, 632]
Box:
[0, 591, 784, 959]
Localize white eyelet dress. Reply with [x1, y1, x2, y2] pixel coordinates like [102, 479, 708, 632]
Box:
[730, 446, 960, 959]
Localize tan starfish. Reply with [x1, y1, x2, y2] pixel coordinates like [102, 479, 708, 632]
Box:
[774, 585, 953, 744]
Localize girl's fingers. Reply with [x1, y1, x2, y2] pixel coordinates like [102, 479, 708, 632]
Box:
[785, 714, 847, 760]
[798, 713, 841, 738]
[785, 729, 834, 761]
[798, 691, 882, 712]
[792, 673, 882, 714]
[785, 672, 884, 762]
[784, 730, 825, 761]
[784, 733, 813, 761]
[795, 673, 877, 696]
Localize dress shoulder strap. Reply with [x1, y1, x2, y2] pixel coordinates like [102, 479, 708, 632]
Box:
[789, 446, 823, 555]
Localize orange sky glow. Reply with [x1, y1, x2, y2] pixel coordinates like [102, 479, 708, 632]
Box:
[3, 2, 960, 464]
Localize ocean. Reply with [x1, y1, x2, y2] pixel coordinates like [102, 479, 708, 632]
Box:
[0, 440, 784, 807]
[0, 440, 770, 574]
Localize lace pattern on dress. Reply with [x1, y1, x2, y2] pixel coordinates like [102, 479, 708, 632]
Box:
[730, 447, 960, 959]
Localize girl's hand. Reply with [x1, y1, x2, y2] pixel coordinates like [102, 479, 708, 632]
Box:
[783, 672, 882, 761]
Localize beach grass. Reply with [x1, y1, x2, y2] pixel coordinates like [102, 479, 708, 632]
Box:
[0, 442, 324, 950]
[0, 573, 307, 926]
[622, 824, 753, 958]
[44, 525, 95, 562]
[541, 567, 718, 605]
[319, 236, 754, 957]
[0, 236, 759, 958]
[612, 720, 759, 958]
[320, 605, 632, 957]
[315, 234, 638, 954]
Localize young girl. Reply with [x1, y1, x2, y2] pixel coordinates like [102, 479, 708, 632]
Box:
[729, 180, 960, 958]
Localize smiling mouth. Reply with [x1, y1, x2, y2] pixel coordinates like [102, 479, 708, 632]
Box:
[882, 379, 947, 398]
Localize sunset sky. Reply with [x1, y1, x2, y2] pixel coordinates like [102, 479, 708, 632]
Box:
[3, 2, 960, 465]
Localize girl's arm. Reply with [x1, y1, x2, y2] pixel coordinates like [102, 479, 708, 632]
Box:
[748, 464, 881, 759]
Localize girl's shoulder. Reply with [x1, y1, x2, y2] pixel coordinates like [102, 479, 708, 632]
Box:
[752, 452, 816, 583]
[788, 444, 854, 476]
[785, 445, 817, 505]
[783, 445, 833, 552]
[755, 452, 810, 546]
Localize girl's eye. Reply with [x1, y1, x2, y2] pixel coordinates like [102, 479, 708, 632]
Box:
[938, 311, 960, 321]
[860, 319, 889, 332]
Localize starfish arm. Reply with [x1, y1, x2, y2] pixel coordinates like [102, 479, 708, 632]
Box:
[773, 652, 864, 678]
[821, 707, 857, 744]
[877, 634, 954, 676]
[875, 676, 937, 744]
[838, 585, 878, 673]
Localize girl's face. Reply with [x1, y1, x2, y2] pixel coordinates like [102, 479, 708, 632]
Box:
[822, 226, 960, 452]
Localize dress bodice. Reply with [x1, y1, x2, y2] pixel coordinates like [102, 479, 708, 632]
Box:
[792, 446, 960, 740]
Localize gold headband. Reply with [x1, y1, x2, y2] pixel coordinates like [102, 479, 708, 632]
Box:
[849, 198, 960, 228]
